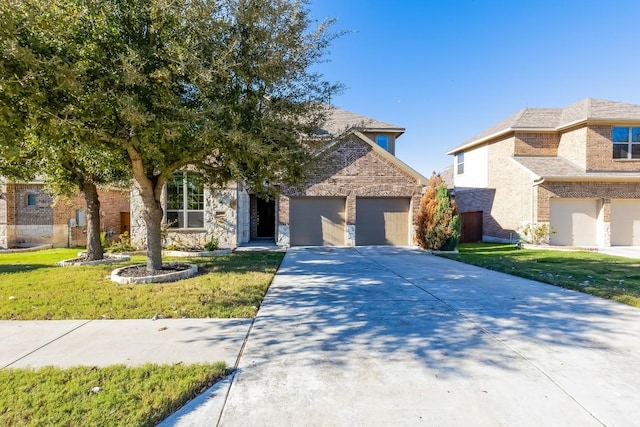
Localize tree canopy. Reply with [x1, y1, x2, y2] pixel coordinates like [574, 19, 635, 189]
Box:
[0, 0, 340, 271]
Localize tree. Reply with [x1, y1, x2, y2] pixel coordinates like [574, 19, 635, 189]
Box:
[1, 0, 340, 272]
[0, 0, 131, 260]
[415, 174, 461, 251]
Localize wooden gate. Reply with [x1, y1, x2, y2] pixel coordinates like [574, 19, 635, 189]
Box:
[460, 211, 482, 243]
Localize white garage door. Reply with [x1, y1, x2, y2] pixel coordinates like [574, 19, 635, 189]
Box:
[549, 199, 598, 246]
[355, 198, 410, 245]
[289, 197, 346, 246]
[611, 199, 640, 246]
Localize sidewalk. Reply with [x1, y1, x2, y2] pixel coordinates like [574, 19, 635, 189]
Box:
[1, 318, 252, 369]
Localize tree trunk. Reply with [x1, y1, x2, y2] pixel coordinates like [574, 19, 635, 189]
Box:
[82, 181, 104, 261]
[127, 146, 165, 273]
[141, 194, 164, 273]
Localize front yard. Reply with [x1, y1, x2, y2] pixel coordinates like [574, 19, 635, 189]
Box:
[0, 248, 283, 320]
[0, 248, 283, 426]
[439, 243, 640, 308]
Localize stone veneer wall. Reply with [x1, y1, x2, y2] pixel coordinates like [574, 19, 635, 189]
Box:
[277, 135, 423, 246]
[130, 183, 239, 250]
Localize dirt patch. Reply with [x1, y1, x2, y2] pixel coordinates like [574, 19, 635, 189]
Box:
[116, 263, 193, 278]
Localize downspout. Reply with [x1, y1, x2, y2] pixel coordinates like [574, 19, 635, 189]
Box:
[531, 177, 545, 224]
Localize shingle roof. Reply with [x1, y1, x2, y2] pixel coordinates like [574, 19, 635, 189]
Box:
[512, 156, 640, 181]
[448, 98, 640, 154]
[317, 106, 405, 137]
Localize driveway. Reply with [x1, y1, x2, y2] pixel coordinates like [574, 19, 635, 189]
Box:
[216, 247, 640, 426]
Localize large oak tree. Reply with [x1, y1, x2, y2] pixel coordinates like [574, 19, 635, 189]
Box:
[0, 0, 340, 272]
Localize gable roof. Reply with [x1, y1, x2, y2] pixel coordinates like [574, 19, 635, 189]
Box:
[317, 106, 405, 137]
[447, 98, 640, 155]
[511, 156, 640, 182]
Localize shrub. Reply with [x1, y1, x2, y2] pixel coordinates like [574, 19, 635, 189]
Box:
[108, 231, 136, 253]
[415, 174, 461, 250]
[204, 237, 219, 252]
[518, 223, 555, 245]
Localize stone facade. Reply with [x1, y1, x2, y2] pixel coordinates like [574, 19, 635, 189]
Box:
[277, 134, 423, 246]
[130, 182, 239, 250]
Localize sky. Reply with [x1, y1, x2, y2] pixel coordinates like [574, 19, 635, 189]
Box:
[309, 0, 640, 178]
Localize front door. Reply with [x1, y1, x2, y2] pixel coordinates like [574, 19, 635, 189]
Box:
[256, 198, 275, 239]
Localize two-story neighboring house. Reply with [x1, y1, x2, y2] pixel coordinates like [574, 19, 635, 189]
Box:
[447, 98, 640, 247]
[130, 106, 428, 249]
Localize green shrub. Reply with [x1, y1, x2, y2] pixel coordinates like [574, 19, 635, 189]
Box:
[415, 174, 461, 251]
[518, 223, 555, 244]
[204, 237, 219, 252]
[108, 231, 136, 253]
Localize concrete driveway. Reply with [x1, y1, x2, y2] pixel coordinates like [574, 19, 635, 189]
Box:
[215, 246, 640, 426]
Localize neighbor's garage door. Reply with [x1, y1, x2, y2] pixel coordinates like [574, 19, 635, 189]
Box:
[289, 197, 346, 246]
[355, 198, 410, 245]
[549, 199, 598, 246]
[611, 199, 640, 246]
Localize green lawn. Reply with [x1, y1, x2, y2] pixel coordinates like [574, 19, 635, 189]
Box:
[0, 362, 227, 427]
[0, 248, 284, 320]
[439, 243, 640, 308]
[0, 248, 283, 425]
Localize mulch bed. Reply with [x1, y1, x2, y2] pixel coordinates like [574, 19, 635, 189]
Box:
[116, 263, 193, 278]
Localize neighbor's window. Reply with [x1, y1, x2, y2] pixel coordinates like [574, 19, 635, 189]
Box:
[456, 152, 465, 174]
[26, 193, 36, 207]
[166, 172, 204, 228]
[612, 127, 640, 159]
[376, 135, 388, 150]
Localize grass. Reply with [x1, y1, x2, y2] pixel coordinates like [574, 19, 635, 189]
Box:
[439, 243, 640, 308]
[0, 248, 284, 320]
[0, 362, 227, 427]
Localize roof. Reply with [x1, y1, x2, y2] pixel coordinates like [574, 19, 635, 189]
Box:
[511, 156, 640, 182]
[317, 106, 405, 137]
[447, 98, 640, 154]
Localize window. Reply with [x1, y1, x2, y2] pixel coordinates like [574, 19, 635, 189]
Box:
[376, 135, 388, 150]
[612, 126, 640, 159]
[166, 172, 204, 228]
[456, 152, 465, 174]
[26, 193, 36, 206]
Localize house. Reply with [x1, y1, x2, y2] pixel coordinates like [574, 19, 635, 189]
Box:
[446, 98, 640, 247]
[129, 107, 428, 249]
[0, 182, 130, 249]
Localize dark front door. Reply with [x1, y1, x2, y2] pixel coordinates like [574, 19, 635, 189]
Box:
[256, 198, 275, 239]
[460, 211, 483, 243]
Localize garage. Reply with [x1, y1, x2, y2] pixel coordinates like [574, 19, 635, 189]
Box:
[549, 199, 598, 246]
[355, 198, 410, 245]
[611, 199, 640, 245]
[289, 197, 346, 246]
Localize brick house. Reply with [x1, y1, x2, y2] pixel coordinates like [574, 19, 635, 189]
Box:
[0, 182, 130, 249]
[130, 107, 428, 249]
[447, 98, 640, 246]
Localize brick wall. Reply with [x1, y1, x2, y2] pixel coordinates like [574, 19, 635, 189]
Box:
[586, 125, 640, 171]
[485, 136, 533, 238]
[536, 181, 640, 222]
[279, 135, 422, 227]
[514, 132, 559, 156]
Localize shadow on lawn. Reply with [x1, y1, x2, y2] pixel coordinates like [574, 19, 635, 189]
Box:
[206, 247, 640, 379]
[0, 264, 52, 274]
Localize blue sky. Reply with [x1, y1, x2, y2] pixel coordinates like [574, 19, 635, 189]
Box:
[309, 0, 640, 177]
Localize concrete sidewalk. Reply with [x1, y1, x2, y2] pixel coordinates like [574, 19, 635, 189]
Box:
[1, 318, 252, 369]
[219, 246, 640, 426]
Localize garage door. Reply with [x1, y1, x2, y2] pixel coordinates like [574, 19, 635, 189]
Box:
[549, 199, 598, 246]
[289, 197, 345, 246]
[611, 199, 640, 246]
[355, 198, 410, 245]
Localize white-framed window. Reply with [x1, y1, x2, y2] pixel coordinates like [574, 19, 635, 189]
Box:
[26, 193, 36, 207]
[166, 172, 204, 228]
[376, 135, 388, 150]
[612, 127, 640, 159]
[456, 152, 465, 174]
